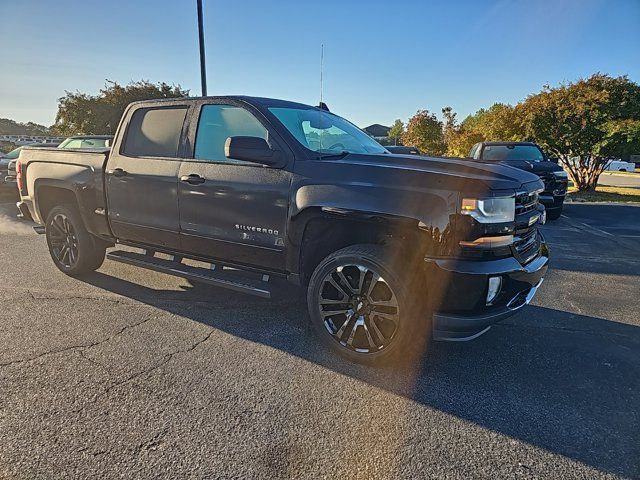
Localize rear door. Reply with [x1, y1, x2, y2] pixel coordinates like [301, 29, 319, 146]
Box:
[105, 103, 190, 249]
[177, 101, 292, 271]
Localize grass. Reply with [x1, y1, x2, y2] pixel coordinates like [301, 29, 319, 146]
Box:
[567, 185, 640, 203]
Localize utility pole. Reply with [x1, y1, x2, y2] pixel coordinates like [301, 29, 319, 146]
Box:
[197, 0, 207, 96]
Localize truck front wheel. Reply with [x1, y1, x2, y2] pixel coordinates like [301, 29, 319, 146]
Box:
[307, 244, 429, 365]
[45, 204, 106, 276]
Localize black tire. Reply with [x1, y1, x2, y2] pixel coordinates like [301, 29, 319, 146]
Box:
[45, 204, 106, 276]
[306, 244, 430, 365]
[546, 207, 563, 221]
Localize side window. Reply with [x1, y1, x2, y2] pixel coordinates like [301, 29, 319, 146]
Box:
[194, 104, 268, 163]
[122, 106, 188, 158]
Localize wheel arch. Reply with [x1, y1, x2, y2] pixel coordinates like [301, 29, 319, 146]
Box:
[34, 179, 112, 239]
[288, 206, 425, 286]
[35, 181, 80, 225]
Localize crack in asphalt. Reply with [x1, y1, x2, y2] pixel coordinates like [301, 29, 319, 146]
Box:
[0, 315, 155, 368]
[73, 329, 215, 414]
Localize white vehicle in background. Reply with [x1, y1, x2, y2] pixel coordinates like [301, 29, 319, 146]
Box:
[604, 160, 636, 172]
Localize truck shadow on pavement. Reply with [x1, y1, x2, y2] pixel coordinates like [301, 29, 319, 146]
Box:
[80, 271, 640, 478]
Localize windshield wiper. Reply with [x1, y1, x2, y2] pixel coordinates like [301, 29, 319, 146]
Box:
[317, 151, 350, 160]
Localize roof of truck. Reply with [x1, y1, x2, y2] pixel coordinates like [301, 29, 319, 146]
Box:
[480, 141, 539, 146]
[128, 96, 322, 111]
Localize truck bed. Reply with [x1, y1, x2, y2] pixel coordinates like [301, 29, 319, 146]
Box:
[18, 146, 112, 236]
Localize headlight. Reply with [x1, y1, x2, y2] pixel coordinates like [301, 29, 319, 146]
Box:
[553, 170, 568, 178]
[460, 197, 515, 223]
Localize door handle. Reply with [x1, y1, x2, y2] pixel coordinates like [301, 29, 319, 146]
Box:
[107, 168, 127, 177]
[180, 174, 206, 185]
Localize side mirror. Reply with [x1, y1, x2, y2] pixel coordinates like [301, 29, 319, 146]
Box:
[224, 136, 284, 167]
[548, 157, 559, 164]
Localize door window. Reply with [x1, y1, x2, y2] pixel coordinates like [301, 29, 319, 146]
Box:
[194, 104, 268, 163]
[122, 106, 188, 158]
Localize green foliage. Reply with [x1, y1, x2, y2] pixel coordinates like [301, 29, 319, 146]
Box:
[441, 106, 483, 157]
[399, 74, 639, 191]
[401, 110, 446, 156]
[595, 119, 640, 161]
[462, 103, 523, 142]
[388, 119, 404, 145]
[446, 128, 485, 158]
[53, 80, 190, 135]
[520, 74, 640, 190]
[0, 118, 50, 136]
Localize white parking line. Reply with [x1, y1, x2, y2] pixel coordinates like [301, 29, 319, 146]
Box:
[560, 215, 614, 237]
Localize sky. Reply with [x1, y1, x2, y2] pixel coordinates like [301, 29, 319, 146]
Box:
[0, 0, 638, 128]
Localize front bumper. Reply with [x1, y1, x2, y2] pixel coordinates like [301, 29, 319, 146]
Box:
[539, 194, 565, 211]
[429, 238, 549, 341]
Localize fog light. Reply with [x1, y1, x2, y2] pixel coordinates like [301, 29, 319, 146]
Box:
[486, 276, 502, 305]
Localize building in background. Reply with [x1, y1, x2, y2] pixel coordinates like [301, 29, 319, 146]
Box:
[362, 124, 391, 143]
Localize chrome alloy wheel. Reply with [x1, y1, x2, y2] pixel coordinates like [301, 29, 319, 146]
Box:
[48, 213, 79, 268]
[318, 264, 400, 353]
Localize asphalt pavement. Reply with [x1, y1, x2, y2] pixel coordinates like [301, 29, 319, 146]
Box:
[0, 199, 638, 479]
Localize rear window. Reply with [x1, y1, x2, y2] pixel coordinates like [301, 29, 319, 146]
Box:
[122, 106, 188, 158]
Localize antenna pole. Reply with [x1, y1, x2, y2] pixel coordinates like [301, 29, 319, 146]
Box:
[197, 0, 208, 96]
[320, 44, 324, 105]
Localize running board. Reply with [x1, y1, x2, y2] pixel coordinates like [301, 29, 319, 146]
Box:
[106, 250, 271, 298]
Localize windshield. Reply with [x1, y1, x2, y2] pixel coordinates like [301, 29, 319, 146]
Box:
[4, 147, 23, 160]
[58, 137, 110, 149]
[481, 145, 544, 162]
[269, 107, 388, 155]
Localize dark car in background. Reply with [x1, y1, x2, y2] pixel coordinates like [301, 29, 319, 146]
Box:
[469, 141, 568, 220]
[386, 145, 422, 156]
[1, 143, 60, 197]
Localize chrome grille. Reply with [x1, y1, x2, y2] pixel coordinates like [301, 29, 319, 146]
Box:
[513, 189, 542, 264]
[513, 228, 538, 262]
[515, 191, 539, 215]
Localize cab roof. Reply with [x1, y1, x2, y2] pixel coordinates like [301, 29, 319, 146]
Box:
[480, 141, 539, 147]
[128, 95, 322, 111]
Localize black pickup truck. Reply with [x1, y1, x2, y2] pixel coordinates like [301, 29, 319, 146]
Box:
[469, 141, 569, 220]
[16, 96, 548, 364]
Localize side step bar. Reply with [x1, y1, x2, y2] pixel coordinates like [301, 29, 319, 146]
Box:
[106, 250, 271, 298]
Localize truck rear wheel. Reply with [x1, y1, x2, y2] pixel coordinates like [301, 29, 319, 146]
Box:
[306, 244, 429, 365]
[45, 204, 106, 276]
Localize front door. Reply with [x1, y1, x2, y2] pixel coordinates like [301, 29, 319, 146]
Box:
[178, 102, 291, 271]
[106, 104, 189, 249]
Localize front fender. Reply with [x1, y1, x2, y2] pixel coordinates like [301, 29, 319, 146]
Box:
[286, 183, 459, 275]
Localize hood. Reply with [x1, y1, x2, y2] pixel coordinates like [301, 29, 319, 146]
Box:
[493, 159, 563, 174]
[341, 153, 542, 192]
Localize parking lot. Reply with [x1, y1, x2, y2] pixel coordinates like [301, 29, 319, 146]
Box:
[0, 200, 638, 479]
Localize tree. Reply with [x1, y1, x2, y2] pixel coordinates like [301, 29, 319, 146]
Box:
[388, 119, 404, 145]
[462, 103, 523, 142]
[446, 128, 485, 157]
[440, 107, 483, 157]
[520, 74, 640, 190]
[596, 119, 640, 161]
[0, 118, 50, 136]
[401, 110, 446, 156]
[53, 80, 190, 135]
